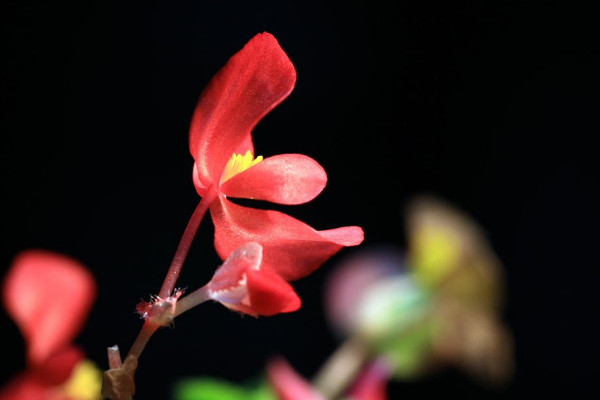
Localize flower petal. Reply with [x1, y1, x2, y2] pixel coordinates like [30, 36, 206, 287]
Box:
[0, 374, 47, 400]
[211, 198, 364, 281]
[2, 250, 96, 366]
[246, 269, 300, 316]
[189, 32, 296, 189]
[234, 133, 254, 157]
[208, 242, 262, 298]
[31, 346, 83, 386]
[220, 154, 327, 205]
[266, 357, 325, 400]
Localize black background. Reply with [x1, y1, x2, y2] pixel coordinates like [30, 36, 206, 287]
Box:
[1, 1, 598, 399]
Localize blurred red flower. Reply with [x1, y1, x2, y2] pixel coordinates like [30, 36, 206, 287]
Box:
[0, 250, 99, 400]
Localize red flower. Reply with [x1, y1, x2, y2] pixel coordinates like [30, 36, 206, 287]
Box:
[0, 250, 99, 400]
[206, 242, 300, 316]
[189, 32, 363, 283]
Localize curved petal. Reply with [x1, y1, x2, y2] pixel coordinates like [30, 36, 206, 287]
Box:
[192, 162, 207, 197]
[192, 135, 256, 197]
[208, 242, 263, 295]
[189, 32, 296, 189]
[266, 357, 325, 400]
[234, 133, 254, 157]
[210, 198, 364, 281]
[2, 250, 96, 367]
[220, 154, 327, 205]
[246, 269, 300, 316]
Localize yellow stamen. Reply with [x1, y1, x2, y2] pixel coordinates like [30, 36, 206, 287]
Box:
[221, 150, 263, 183]
[59, 360, 103, 400]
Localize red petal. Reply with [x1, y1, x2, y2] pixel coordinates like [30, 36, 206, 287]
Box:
[31, 346, 83, 386]
[193, 135, 256, 197]
[234, 133, 254, 156]
[220, 154, 327, 205]
[246, 269, 300, 316]
[0, 374, 47, 400]
[189, 32, 296, 189]
[211, 199, 364, 281]
[2, 250, 96, 366]
[266, 357, 325, 400]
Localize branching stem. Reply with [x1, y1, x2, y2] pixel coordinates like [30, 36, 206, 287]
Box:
[175, 284, 211, 317]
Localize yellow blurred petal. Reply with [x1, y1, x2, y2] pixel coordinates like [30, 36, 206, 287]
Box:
[405, 196, 505, 309]
[60, 360, 103, 400]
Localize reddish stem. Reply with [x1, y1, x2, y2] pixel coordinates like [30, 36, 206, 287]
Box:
[107, 345, 123, 369]
[158, 188, 217, 299]
[127, 319, 160, 360]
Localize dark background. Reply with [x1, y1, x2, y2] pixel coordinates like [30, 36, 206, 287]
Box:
[1, 1, 598, 398]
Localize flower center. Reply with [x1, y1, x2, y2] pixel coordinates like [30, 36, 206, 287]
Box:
[221, 150, 263, 183]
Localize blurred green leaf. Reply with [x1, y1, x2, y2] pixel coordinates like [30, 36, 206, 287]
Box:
[375, 319, 436, 379]
[174, 379, 247, 400]
[173, 378, 276, 400]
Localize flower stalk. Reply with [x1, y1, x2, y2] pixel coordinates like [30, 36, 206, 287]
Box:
[159, 188, 216, 299]
[102, 32, 363, 399]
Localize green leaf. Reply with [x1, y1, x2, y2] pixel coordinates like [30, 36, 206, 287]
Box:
[173, 378, 249, 400]
[375, 319, 436, 379]
[173, 377, 277, 400]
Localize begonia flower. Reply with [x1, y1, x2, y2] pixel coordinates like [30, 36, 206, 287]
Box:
[188, 32, 363, 283]
[0, 250, 101, 400]
[206, 242, 300, 316]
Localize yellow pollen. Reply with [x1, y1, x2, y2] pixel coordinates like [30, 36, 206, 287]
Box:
[221, 150, 263, 183]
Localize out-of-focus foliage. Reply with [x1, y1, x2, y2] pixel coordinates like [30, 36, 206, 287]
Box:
[406, 196, 512, 384]
[406, 196, 504, 310]
[325, 196, 513, 385]
[173, 378, 276, 400]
